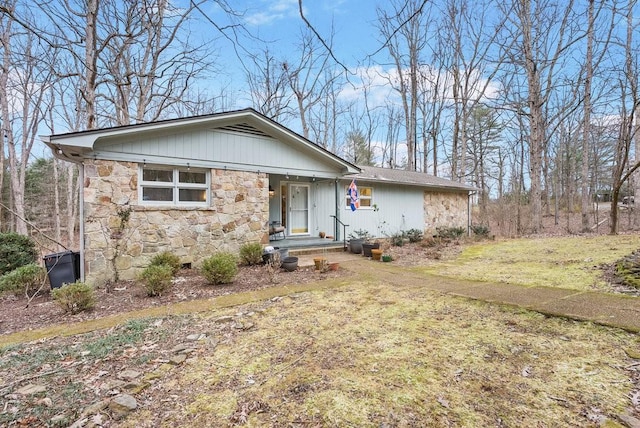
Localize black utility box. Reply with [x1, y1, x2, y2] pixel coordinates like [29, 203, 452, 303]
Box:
[43, 251, 80, 289]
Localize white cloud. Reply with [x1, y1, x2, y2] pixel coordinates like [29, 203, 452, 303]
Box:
[244, 0, 299, 27]
[338, 64, 501, 111]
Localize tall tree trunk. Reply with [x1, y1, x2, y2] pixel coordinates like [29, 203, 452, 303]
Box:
[83, 0, 99, 130]
[581, 0, 594, 231]
[521, 0, 544, 233]
[0, 2, 11, 231]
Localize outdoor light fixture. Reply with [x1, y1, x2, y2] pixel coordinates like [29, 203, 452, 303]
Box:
[269, 185, 275, 198]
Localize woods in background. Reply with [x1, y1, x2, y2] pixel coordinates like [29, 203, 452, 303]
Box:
[2, 0, 640, 241]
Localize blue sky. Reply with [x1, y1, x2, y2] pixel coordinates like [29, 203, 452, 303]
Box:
[218, 0, 383, 67]
[196, 0, 389, 96]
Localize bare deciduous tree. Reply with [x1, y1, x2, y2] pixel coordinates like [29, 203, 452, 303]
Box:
[377, 0, 428, 171]
[283, 29, 334, 140]
[245, 47, 292, 122]
[1, 3, 54, 234]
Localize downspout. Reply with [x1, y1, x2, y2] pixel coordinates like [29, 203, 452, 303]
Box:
[467, 190, 476, 237]
[79, 164, 85, 282]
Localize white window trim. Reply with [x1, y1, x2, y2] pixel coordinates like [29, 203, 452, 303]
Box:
[139, 165, 210, 207]
[345, 184, 374, 210]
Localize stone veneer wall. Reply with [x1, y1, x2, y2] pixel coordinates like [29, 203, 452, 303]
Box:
[423, 191, 469, 235]
[83, 160, 269, 286]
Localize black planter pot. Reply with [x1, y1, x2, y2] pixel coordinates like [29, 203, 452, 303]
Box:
[281, 256, 299, 272]
[349, 239, 364, 254]
[362, 242, 380, 257]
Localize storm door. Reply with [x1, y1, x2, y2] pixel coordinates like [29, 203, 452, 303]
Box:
[288, 183, 310, 235]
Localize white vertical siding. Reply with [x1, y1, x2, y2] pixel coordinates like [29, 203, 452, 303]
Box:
[99, 129, 342, 175]
[339, 182, 425, 238]
[312, 180, 339, 237]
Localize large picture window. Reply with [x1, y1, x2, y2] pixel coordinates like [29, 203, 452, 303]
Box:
[345, 185, 373, 209]
[140, 165, 209, 206]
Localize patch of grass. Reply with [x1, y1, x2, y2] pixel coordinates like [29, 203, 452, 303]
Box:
[83, 318, 151, 359]
[417, 235, 640, 291]
[122, 282, 636, 427]
[0, 343, 77, 373]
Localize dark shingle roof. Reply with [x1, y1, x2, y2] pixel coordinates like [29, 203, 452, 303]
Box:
[350, 165, 477, 192]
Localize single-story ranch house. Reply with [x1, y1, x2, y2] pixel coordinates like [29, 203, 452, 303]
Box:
[44, 108, 476, 285]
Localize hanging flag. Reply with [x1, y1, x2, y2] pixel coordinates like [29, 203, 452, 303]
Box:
[348, 179, 360, 211]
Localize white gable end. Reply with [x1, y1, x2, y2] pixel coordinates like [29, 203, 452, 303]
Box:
[94, 127, 345, 177]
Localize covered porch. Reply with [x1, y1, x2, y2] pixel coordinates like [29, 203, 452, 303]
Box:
[267, 173, 349, 243]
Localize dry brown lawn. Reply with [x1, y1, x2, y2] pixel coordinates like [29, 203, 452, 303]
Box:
[1, 235, 640, 427]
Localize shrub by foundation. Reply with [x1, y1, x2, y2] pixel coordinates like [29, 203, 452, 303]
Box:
[239, 242, 263, 266]
[149, 251, 181, 275]
[201, 252, 238, 285]
[52, 281, 96, 314]
[139, 264, 173, 297]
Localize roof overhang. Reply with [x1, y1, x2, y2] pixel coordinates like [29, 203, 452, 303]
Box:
[342, 165, 478, 193]
[42, 108, 360, 175]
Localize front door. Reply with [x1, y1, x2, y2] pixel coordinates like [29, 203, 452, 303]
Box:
[288, 183, 310, 235]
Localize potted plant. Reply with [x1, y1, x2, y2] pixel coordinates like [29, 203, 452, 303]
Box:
[348, 229, 370, 254]
[371, 248, 383, 261]
[313, 257, 327, 270]
[362, 240, 380, 257]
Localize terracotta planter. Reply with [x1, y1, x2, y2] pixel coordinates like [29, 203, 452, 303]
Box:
[371, 248, 383, 261]
[362, 242, 380, 257]
[328, 262, 339, 271]
[313, 257, 327, 270]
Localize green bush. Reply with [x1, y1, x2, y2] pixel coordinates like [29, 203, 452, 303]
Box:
[471, 224, 491, 237]
[239, 242, 263, 266]
[405, 228, 424, 243]
[201, 252, 238, 285]
[0, 263, 46, 296]
[52, 281, 96, 314]
[150, 251, 181, 275]
[435, 226, 466, 240]
[0, 233, 38, 275]
[391, 232, 405, 247]
[139, 264, 173, 297]
[348, 229, 372, 241]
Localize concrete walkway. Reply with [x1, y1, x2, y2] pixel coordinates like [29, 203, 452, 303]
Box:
[4, 252, 639, 348]
[329, 256, 640, 333]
